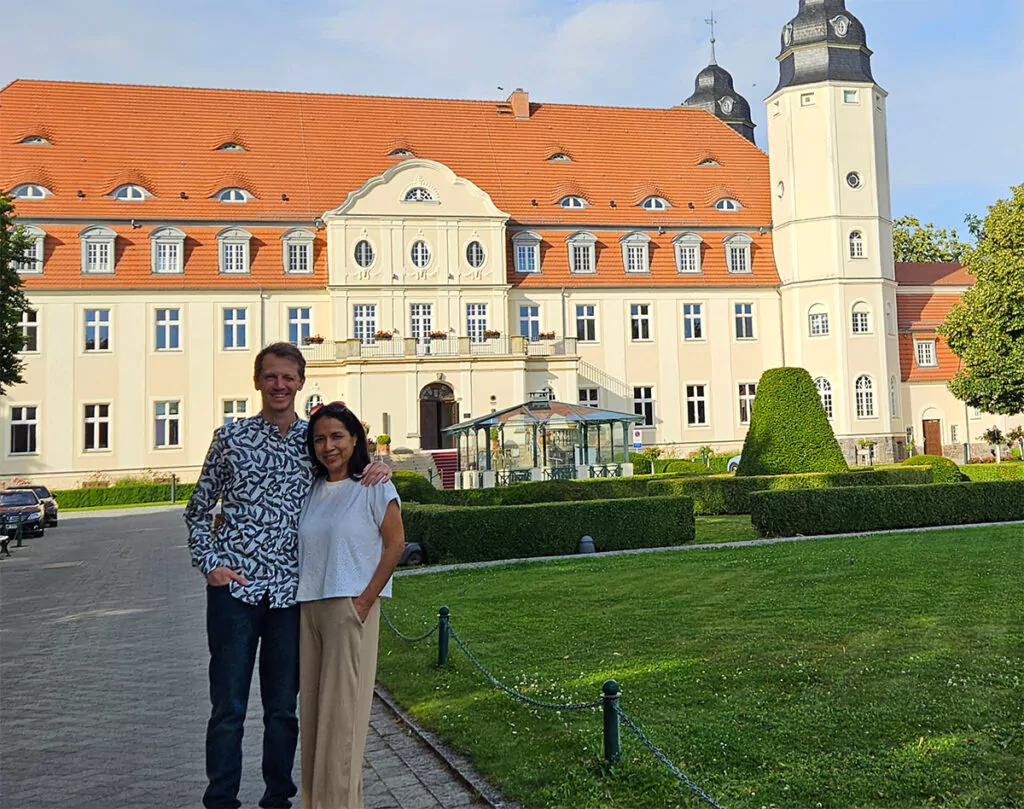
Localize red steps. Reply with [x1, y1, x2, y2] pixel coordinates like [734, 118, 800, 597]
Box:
[431, 450, 458, 489]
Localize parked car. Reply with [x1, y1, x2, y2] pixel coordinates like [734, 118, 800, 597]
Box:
[9, 485, 58, 526]
[0, 489, 46, 538]
[727, 455, 742, 472]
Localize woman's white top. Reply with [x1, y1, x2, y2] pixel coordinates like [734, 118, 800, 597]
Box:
[296, 477, 401, 603]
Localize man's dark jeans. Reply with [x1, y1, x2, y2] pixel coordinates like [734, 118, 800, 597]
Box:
[204, 586, 300, 809]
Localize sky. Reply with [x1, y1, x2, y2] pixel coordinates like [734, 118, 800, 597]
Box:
[3, 0, 1021, 237]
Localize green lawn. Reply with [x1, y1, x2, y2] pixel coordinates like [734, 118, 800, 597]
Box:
[379, 525, 1024, 808]
[694, 515, 760, 544]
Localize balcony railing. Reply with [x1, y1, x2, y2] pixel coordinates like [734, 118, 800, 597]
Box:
[299, 336, 578, 363]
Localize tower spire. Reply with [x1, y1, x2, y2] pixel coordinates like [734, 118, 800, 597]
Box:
[705, 10, 718, 65]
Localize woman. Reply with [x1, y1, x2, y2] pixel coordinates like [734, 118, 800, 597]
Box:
[296, 402, 405, 809]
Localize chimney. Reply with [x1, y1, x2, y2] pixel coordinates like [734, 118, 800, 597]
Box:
[508, 88, 530, 120]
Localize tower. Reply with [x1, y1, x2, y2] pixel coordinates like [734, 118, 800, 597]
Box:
[682, 15, 756, 143]
[766, 0, 904, 462]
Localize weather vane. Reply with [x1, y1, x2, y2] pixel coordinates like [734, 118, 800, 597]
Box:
[705, 9, 718, 65]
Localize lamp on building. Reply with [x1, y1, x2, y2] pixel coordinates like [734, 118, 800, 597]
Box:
[314, 217, 325, 230]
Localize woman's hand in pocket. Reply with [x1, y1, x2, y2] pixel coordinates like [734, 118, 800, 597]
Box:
[352, 594, 374, 623]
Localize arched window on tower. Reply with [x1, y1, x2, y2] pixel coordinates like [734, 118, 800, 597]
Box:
[855, 375, 875, 418]
[815, 377, 833, 420]
[849, 230, 866, 259]
[808, 303, 830, 337]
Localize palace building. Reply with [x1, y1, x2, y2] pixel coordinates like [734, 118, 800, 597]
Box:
[0, 0, 1014, 486]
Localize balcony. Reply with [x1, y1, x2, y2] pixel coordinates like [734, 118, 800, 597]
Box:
[299, 336, 578, 364]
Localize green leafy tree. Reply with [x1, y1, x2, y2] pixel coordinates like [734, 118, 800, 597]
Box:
[939, 184, 1024, 415]
[1007, 425, 1024, 460]
[1, 192, 32, 395]
[892, 215, 967, 263]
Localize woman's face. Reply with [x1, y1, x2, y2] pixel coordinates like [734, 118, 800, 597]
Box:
[312, 416, 357, 478]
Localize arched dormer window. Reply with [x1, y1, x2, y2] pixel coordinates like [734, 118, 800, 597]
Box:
[216, 142, 246, 152]
[620, 232, 651, 274]
[110, 183, 152, 201]
[698, 158, 720, 167]
[558, 195, 587, 209]
[512, 231, 541, 274]
[389, 148, 414, 157]
[547, 153, 572, 162]
[724, 233, 753, 274]
[79, 225, 117, 275]
[19, 135, 51, 145]
[851, 302, 871, 334]
[849, 230, 866, 259]
[217, 227, 252, 274]
[10, 183, 52, 199]
[404, 187, 434, 202]
[673, 232, 703, 274]
[808, 303, 830, 337]
[566, 232, 597, 274]
[714, 197, 742, 211]
[14, 226, 46, 273]
[640, 196, 670, 211]
[281, 228, 315, 275]
[149, 226, 186, 274]
[815, 377, 834, 420]
[215, 187, 253, 203]
[855, 375, 875, 418]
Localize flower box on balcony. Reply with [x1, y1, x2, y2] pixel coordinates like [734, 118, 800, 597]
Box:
[427, 331, 448, 340]
[481, 330, 501, 339]
[302, 335, 325, 345]
[374, 331, 394, 340]
[537, 331, 556, 340]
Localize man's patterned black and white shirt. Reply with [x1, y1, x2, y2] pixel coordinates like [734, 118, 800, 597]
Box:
[185, 415, 313, 608]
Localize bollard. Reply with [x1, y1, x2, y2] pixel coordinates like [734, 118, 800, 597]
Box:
[602, 679, 621, 764]
[437, 606, 450, 667]
[578, 535, 595, 554]
[14, 514, 25, 548]
[171, 473, 177, 504]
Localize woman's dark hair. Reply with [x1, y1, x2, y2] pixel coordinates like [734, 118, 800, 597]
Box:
[306, 403, 370, 480]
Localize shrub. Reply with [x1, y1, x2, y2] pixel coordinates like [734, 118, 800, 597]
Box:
[403, 496, 695, 564]
[959, 462, 1024, 481]
[901, 454, 969, 483]
[737, 367, 848, 476]
[434, 473, 694, 507]
[54, 482, 196, 509]
[649, 467, 932, 515]
[750, 481, 1024, 537]
[391, 470, 438, 503]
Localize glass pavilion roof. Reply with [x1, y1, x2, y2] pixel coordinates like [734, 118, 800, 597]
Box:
[444, 400, 643, 434]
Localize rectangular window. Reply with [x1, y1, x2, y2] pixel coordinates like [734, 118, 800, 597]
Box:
[14, 237, 43, 273]
[10, 406, 38, 455]
[85, 242, 111, 274]
[287, 243, 310, 274]
[84, 309, 110, 352]
[728, 246, 750, 274]
[154, 401, 181, 448]
[410, 303, 433, 343]
[18, 309, 38, 353]
[809, 312, 830, 336]
[518, 305, 540, 341]
[677, 244, 699, 274]
[578, 387, 599, 408]
[633, 386, 654, 427]
[734, 303, 754, 340]
[630, 304, 651, 341]
[466, 303, 488, 343]
[288, 307, 312, 345]
[915, 339, 937, 367]
[801, 92, 815, 107]
[686, 384, 708, 426]
[84, 404, 110, 451]
[515, 243, 537, 273]
[155, 308, 180, 351]
[223, 308, 247, 350]
[738, 383, 756, 425]
[571, 244, 593, 274]
[155, 242, 180, 274]
[223, 399, 248, 425]
[222, 243, 247, 274]
[852, 311, 870, 334]
[843, 89, 859, 104]
[950, 424, 959, 443]
[682, 303, 703, 341]
[625, 244, 648, 273]
[970, 407, 982, 419]
[353, 304, 376, 345]
[575, 304, 597, 342]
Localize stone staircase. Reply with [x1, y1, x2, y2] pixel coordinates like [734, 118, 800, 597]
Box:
[385, 450, 458, 489]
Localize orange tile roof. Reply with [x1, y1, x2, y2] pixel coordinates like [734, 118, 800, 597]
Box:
[895, 262, 972, 286]
[896, 292, 965, 382]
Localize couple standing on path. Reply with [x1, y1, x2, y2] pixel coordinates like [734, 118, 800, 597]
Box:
[185, 342, 406, 809]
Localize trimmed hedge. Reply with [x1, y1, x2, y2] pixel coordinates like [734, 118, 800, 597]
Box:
[54, 482, 196, 509]
[961, 462, 1024, 481]
[434, 473, 696, 507]
[648, 467, 933, 515]
[391, 470, 439, 503]
[737, 367, 848, 476]
[901, 454, 969, 483]
[403, 495, 695, 564]
[750, 480, 1024, 537]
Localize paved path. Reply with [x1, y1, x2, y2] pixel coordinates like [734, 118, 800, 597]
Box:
[0, 509, 486, 809]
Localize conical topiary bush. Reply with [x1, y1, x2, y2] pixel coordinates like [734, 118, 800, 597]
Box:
[736, 367, 849, 476]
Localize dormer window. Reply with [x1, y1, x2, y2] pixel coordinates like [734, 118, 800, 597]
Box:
[404, 187, 434, 202]
[512, 231, 541, 274]
[558, 195, 587, 209]
[110, 184, 151, 201]
[217, 228, 252, 274]
[620, 232, 651, 274]
[150, 227, 186, 274]
[673, 232, 703, 274]
[724, 233, 753, 274]
[566, 232, 597, 274]
[215, 187, 253, 203]
[640, 196, 670, 211]
[547, 153, 572, 162]
[216, 142, 246, 151]
[19, 135, 51, 145]
[79, 226, 117, 275]
[281, 228, 315, 275]
[14, 226, 46, 274]
[389, 149, 414, 157]
[698, 158, 720, 167]
[10, 184, 52, 199]
[714, 198, 742, 211]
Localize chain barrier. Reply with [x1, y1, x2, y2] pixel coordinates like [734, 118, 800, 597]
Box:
[615, 706, 727, 809]
[379, 609, 440, 643]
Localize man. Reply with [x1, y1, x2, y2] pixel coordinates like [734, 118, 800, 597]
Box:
[186, 342, 391, 809]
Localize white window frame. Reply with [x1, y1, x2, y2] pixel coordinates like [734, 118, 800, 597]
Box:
[686, 384, 708, 427]
[9, 405, 39, 456]
[579, 387, 599, 408]
[633, 386, 655, 427]
[855, 375, 876, 419]
[950, 423, 959, 443]
[84, 308, 111, 353]
[512, 232, 541, 274]
[914, 339, 938, 368]
[154, 400, 182, 449]
[465, 240, 486, 269]
[890, 376, 899, 414]
[410, 240, 432, 269]
[18, 308, 39, 353]
[222, 307, 248, 350]
[575, 304, 597, 342]
[354, 239, 376, 269]
[466, 303, 489, 343]
[10, 183, 52, 199]
[885, 302, 896, 335]
[682, 303, 703, 341]
[673, 233, 703, 274]
[110, 183, 151, 201]
[154, 308, 181, 351]
[281, 228, 315, 275]
[630, 303, 652, 342]
[558, 195, 588, 209]
[808, 305, 830, 337]
[14, 226, 45, 273]
[83, 403, 111, 452]
[288, 306, 313, 345]
[738, 383, 756, 425]
[353, 304, 377, 345]
[214, 187, 253, 203]
[222, 399, 249, 425]
[567, 232, 597, 274]
[843, 89, 859, 104]
[734, 302, 755, 340]
[714, 198, 742, 211]
[217, 228, 252, 275]
[80, 225, 117, 275]
[849, 230, 866, 259]
[403, 186, 435, 202]
[410, 303, 433, 344]
[620, 232, 651, 274]
[815, 377, 834, 420]
[851, 303, 871, 335]
[518, 304, 540, 341]
[149, 226, 185, 274]
[724, 233, 753, 274]
[640, 196, 670, 211]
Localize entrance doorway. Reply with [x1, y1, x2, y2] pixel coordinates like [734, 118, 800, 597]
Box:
[419, 382, 457, 450]
[923, 419, 942, 456]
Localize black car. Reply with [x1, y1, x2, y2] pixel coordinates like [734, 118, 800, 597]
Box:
[0, 489, 45, 538]
[9, 485, 58, 526]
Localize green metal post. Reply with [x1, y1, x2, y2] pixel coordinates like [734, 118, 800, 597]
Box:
[602, 679, 621, 764]
[171, 472, 177, 504]
[532, 423, 539, 468]
[437, 606, 450, 667]
[14, 514, 25, 548]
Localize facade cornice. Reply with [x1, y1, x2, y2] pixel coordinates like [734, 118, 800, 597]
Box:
[508, 222, 772, 234]
[14, 216, 322, 229]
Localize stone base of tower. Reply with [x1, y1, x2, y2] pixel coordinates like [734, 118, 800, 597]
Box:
[838, 435, 908, 467]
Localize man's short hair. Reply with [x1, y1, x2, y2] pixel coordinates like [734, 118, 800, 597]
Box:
[254, 342, 306, 381]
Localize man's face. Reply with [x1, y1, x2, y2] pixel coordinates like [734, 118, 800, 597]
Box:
[255, 354, 304, 417]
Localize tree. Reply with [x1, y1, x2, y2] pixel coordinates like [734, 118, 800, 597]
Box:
[1007, 425, 1024, 461]
[892, 215, 967, 263]
[1, 192, 32, 396]
[939, 184, 1024, 415]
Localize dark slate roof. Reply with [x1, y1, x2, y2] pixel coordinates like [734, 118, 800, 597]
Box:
[683, 64, 756, 144]
[774, 0, 874, 92]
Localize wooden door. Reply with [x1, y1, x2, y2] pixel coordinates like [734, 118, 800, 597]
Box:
[923, 419, 942, 456]
[440, 401, 458, 449]
[420, 400, 440, 450]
